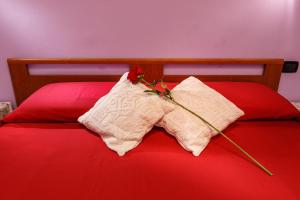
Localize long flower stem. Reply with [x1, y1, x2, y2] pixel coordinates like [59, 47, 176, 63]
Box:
[170, 98, 273, 176]
[141, 79, 153, 87]
[141, 78, 272, 176]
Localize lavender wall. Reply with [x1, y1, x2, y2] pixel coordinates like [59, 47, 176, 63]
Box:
[0, 0, 299, 105]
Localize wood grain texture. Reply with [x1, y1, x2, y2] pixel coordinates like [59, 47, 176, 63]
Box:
[7, 58, 284, 105]
[263, 64, 283, 91]
[8, 58, 283, 64]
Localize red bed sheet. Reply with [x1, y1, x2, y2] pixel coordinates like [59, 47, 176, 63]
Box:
[0, 121, 299, 200]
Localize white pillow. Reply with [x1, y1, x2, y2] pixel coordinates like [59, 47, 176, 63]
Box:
[157, 77, 244, 156]
[78, 72, 174, 156]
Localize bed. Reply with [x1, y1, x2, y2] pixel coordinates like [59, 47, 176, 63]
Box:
[1, 58, 299, 200]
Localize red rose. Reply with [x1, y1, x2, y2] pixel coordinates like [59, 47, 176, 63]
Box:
[127, 65, 144, 84]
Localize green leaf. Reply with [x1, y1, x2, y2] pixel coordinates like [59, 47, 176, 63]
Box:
[144, 90, 156, 93]
[144, 89, 161, 96]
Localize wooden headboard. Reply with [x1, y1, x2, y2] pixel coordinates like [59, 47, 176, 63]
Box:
[7, 58, 284, 105]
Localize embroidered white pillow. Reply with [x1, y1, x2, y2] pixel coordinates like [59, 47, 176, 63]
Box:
[78, 72, 173, 156]
[157, 77, 244, 156]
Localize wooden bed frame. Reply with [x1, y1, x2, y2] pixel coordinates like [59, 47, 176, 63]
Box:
[7, 58, 284, 105]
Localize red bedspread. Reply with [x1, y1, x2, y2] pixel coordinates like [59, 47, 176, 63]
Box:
[0, 121, 299, 200]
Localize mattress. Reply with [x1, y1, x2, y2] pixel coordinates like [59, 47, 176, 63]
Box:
[0, 121, 299, 200]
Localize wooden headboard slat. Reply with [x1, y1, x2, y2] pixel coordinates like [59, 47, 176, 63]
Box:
[8, 58, 283, 65]
[164, 75, 264, 82]
[7, 58, 284, 106]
